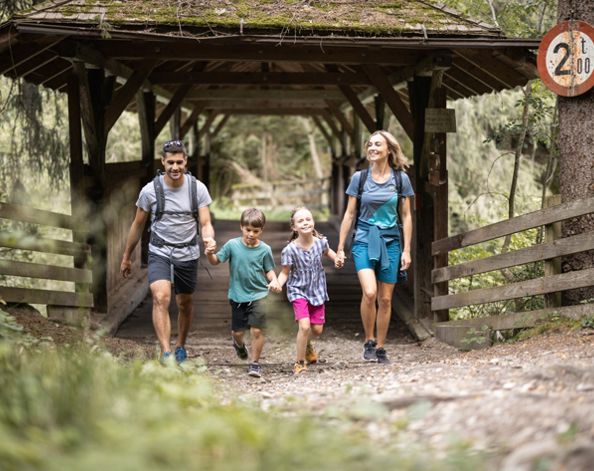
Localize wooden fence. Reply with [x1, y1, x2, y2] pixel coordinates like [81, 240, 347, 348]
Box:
[231, 177, 330, 212]
[0, 202, 92, 325]
[431, 196, 594, 349]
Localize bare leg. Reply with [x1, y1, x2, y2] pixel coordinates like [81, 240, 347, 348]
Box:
[150, 280, 172, 354]
[357, 269, 378, 342]
[175, 293, 193, 348]
[376, 282, 395, 348]
[232, 330, 246, 346]
[310, 324, 323, 340]
[296, 318, 311, 362]
[250, 327, 265, 362]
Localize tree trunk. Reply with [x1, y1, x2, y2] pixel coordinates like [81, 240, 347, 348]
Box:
[557, 0, 594, 304]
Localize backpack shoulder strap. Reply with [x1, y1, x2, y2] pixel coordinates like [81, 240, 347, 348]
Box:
[153, 170, 165, 221]
[186, 172, 198, 220]
[393, 168, 404, 226]
[355, 169, 368, 225]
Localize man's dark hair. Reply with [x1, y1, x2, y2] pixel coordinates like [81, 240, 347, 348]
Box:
[162, 139, 187, 156]
[240, 208, 266, 228]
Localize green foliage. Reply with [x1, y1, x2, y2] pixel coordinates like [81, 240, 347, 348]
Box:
[0, 311, 486, 470]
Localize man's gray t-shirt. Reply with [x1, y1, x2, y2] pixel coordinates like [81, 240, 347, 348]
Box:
[137, 174, 212, 261]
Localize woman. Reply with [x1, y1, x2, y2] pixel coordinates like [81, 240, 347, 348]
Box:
[335, 130, 414, 364]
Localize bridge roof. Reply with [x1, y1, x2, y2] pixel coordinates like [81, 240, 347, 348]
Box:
[0, 1, 539, 124]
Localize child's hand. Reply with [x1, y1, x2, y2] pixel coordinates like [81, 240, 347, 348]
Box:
[335, 250, 345, 269]
[268, 280, 281, 293]
[203, 237, 216, 254]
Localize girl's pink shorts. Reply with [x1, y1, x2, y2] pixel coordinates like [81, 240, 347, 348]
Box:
[291, 298, 325, 325]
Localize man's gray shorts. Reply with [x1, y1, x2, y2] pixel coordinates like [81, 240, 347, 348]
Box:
[147, 253, 198, 294]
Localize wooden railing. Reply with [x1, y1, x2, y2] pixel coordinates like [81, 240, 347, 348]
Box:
[231, 177, 330, 211]
[431, 196, 594, 348]
[0, 202, 93, 325]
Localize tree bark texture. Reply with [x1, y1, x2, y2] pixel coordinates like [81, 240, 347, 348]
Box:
[557, 0, 594, 303]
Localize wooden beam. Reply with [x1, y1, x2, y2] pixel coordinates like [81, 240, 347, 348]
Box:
[326, 101, 353, 136]
[312, 116, 334, 149]
[197, 111, 218, 139]
[154, 84, 192, 137]
[433, 231, 594, 284]
[186, 89, 343, 101]
[320, 111, 341, 140]
[337, 84, 375, 133]
[93, 41, 419, 65]
[0, 287, 93, 308]
[211, 114, 230, 140]
[432, 267, 594, 311]
[452, 51, 518, 89]
[149, 71, 370, 86]
[432, 196, 594, 256]
[104, 62, 156, 133]
[204, 108, 325, 115]
[0, 37, 64, 75]
[0, 202, 73, 229]
[0, 260, 92, 283]
[363, 64, 414, 139]
[179, 105, 204, 139]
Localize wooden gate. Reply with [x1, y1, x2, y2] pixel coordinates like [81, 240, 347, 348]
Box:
[431, 196, 594, 349]
[0, 202, 93, 325]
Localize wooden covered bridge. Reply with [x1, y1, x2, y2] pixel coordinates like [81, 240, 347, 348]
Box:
[1, 1, 592, 345]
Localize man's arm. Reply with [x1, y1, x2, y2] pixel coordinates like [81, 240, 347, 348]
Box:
[120, 208, 150, 278]
[198, 206, 216, 252]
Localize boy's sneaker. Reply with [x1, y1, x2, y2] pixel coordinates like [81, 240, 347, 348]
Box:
[305, 341, 318, 364]
[232, 339, 249, 360]
[175, 346, 187, 364]
[160, 351, 173, 365]
[363, 340, 377, 362]
[247, 362, 262, 378]
[293, 361, 307, 375]
[375, 347, 390, 364]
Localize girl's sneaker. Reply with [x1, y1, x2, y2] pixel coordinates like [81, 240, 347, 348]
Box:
[375, 347, 390, 364]
[305, 342, 318, 364]
[363, 340, 377, 362]
[293, 361, 307, 375]
[247, 362, 262, 378]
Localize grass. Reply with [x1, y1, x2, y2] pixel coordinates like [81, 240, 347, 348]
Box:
[0, 308, 486, 471]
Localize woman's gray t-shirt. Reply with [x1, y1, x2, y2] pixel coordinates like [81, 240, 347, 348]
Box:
[137, 174, 212, 261]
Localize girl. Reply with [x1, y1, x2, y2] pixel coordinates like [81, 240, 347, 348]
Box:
[335, 130, 414, 365]
[277, 207, 340, 375]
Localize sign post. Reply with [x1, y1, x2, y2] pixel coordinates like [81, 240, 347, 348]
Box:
[537, 20, 594, 97]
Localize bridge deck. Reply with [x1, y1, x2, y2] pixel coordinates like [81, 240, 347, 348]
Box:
[115, 219, 407, 341]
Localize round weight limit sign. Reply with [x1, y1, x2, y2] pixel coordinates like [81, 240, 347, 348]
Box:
[537, 20, 594, 97]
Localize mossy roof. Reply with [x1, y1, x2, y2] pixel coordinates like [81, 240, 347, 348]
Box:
[15, 0, 502, 38]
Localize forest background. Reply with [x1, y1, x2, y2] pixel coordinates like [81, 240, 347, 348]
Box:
[3, 2, 590, 471]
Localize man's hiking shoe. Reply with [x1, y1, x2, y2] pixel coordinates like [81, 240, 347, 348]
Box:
[160, 351, 173, 365]
[305, 341, 318, 364]
[293, 361, 307, 375]
[175, 346, 187, 364]
[375, 347, 390, 364]
[363, 340, 377, 362]
[233, 339, 249, 360]
[248, 362, 262, 378]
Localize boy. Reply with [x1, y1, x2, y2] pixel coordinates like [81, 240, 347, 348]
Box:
[205, 208, 280, 378]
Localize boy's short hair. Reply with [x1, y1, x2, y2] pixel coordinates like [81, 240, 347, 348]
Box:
[240, 208, 266, 228]
[162, 139, 187, 157]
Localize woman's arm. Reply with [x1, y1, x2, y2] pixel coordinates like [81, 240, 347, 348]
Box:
[335, 195, 358, 267]
[399, 196, 413, 270]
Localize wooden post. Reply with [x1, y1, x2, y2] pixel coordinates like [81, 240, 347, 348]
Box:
[544, 194, 562, 307]
[408, 75, 433, 323]
[76, 64, 111, 312]
[137, 90, 156, 265]
[375, 94, 385, 130]
[169, 107, 181, 139]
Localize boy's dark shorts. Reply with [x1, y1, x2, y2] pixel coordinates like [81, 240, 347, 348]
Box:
[230, 298, 269, 331]
[148, 253, 198, 294]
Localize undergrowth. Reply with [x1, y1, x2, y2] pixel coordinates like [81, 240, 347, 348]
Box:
[0, 308, 485, 471]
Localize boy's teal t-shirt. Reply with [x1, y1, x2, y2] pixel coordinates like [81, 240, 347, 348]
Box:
[215, 237, 275, 303]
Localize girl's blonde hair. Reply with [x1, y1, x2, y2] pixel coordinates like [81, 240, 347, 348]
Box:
[366, 130, 410, 170]
[288, 207, 323, 242]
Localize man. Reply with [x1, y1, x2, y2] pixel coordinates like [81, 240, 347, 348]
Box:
[120, 139, 215, 364]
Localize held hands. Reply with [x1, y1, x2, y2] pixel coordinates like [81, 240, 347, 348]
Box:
[335, 249, 346, 269]
[203, 237, 217, 255]
[268, 279, 282, 293]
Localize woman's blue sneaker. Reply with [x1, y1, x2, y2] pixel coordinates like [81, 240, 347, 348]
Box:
[175, 346, 187, 364]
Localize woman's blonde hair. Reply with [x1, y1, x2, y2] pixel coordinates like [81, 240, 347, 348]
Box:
[366, 130, 410, 170]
